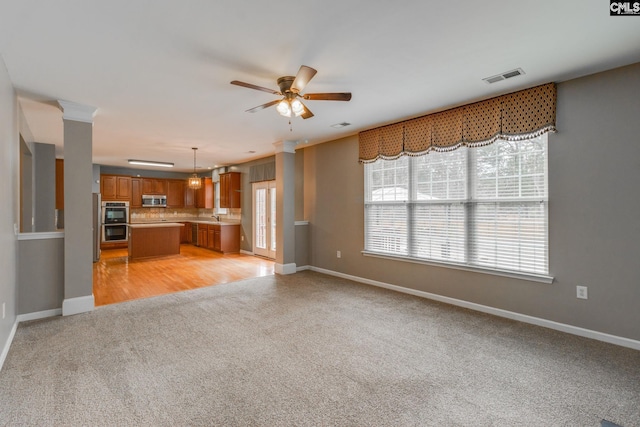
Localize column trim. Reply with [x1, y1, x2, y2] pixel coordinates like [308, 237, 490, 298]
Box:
[58, 100, 97, 123]
[273, 140, 297, 154]
[62, 294, 95, 316]
[274, 263, 297, 275]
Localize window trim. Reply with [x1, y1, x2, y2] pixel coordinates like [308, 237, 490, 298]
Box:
[361, 250, 554, 284]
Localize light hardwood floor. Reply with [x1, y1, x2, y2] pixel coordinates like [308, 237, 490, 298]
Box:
[93, 245, 274, 306]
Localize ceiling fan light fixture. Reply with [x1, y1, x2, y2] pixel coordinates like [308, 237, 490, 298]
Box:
[276, 99, 292, 117]
[291, 99, 305, 117]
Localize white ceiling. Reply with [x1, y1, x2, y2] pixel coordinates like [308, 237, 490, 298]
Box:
[2, 1, 639, 172]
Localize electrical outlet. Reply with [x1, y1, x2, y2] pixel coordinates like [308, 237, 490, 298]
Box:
[337, 250, 341, 258]
[576, 286, 588, 300]
[241, 235, 244, 241]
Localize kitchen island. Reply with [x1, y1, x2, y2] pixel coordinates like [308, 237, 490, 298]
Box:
[128, 222, 184, 260]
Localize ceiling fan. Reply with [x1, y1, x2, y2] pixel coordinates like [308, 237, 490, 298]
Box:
[230, 65, 351, 119]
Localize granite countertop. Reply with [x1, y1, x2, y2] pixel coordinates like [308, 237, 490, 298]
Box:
[130, 218, 240, 226]
[128, 222, 185, 228]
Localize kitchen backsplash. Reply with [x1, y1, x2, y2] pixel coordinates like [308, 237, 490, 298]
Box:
[131, 208, 241, 221]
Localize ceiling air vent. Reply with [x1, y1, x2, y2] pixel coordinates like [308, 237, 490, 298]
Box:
[331, 122, 351, 128]
[482, 68, 525, 84]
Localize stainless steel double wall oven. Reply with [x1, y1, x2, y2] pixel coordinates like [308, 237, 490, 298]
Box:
[102, 201, 129, 242]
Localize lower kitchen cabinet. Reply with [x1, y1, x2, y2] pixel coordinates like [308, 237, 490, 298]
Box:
[193, 223, 240, 253]
[197, 224, 208, 248]
[180, 222, 192, 244]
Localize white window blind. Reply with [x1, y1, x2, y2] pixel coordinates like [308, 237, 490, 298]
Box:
[364, 135, 548, 276]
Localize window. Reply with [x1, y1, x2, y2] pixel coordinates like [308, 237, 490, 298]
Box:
[364, 135, 548, 276]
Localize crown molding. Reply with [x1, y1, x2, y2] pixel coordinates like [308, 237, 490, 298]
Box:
[57, 100, 97, 123]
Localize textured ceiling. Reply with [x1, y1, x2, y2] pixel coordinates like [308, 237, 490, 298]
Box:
[2, 1, 639, 172]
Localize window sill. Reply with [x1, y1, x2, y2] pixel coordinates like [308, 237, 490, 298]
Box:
[361, 251, 554, 284]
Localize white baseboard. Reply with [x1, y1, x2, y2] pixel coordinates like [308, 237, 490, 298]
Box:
[0, 320, 18, 372]
[296, 265, 311, 272]
[240, 249, 254, 256]
[274, 263, 297, 275]
[17, 308, 62, 322]
[62, 295, 95, 316]
[309, 266, 640, 351]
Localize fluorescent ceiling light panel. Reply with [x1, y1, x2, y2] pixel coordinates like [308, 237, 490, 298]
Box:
[128, 159, 174, 168]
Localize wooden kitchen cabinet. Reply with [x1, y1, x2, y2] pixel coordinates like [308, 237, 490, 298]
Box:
[218, 224, 240, 253]
[180, 222, 192, 244]
[220, 172, 241, 208]
[167, 179, 185, 208]
[193, 222, 239, 253]
[195, 177, 214, 209]
[184, 186, 195, 208]
[101, 175, 131, 201]
[130, 178, 142, 207]
[207, 226, 215, 250]
[197, 224, 208, 247]
[213, 226, 221, 251]
[210, 224, 239, 253]
[55, 159, 64, 210]
[142, 178, 167, 195]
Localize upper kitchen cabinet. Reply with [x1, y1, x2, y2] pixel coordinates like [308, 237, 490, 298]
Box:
[184, 186, 195, 208]
[55, 159, 64, 210]
[220, 172, 241, 208]
[195, 177, 213, 209]
[131, 177, 142, 207]
[167, 179, 185, 208]
[142, 178, 167, 195]
[101, 175, 131, 201]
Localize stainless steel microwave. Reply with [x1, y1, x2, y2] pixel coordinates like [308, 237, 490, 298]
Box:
[142, 194, 167, 207]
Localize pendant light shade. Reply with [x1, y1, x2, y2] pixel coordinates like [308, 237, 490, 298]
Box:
[188, 147, 202, 189]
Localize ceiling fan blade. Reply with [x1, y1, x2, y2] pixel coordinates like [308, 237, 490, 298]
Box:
[301, 105, 314, 120]
[245, 99, 280, 113]
[291, 65, 317, 94]
[303, 92, 352, 101]
[231, 80, 281, 96]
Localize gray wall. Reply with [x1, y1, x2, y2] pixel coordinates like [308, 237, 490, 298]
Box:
[33, 142, 56, 232]
[301, 62, 640, 342]
[20, 138, 33, 232]
[99, 165, 192, 180]
[0, 55, 18, 355]
[18, 237, 64, 314]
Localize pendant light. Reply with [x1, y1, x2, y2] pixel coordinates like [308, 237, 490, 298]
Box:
[188, 147, 202, 189]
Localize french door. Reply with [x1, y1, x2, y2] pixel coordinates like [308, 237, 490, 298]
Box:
[253, 181, 276, 259]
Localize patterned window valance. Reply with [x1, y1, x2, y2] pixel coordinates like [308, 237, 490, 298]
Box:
[359, 83, 556, 163]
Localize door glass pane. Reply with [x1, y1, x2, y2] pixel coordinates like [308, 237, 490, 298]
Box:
[270, 187, 276, 251]
[255, 188, 266, 249]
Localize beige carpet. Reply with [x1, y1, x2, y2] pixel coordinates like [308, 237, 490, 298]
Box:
[1, 271, 639, 426]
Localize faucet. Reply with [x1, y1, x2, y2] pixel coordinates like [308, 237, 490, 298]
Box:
[212, 214, 220, 222]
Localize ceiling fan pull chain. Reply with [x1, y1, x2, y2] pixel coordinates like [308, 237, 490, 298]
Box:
[289, 119, 292, 132]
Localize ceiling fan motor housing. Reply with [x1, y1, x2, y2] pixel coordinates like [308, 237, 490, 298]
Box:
[277, 76, 296, 95]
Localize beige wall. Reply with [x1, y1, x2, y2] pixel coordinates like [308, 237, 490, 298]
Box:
[301, 62, 640, 341]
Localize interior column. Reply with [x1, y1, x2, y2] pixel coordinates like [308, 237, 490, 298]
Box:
[273, 140, 296, 274]
[58, 100, 97, 316]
